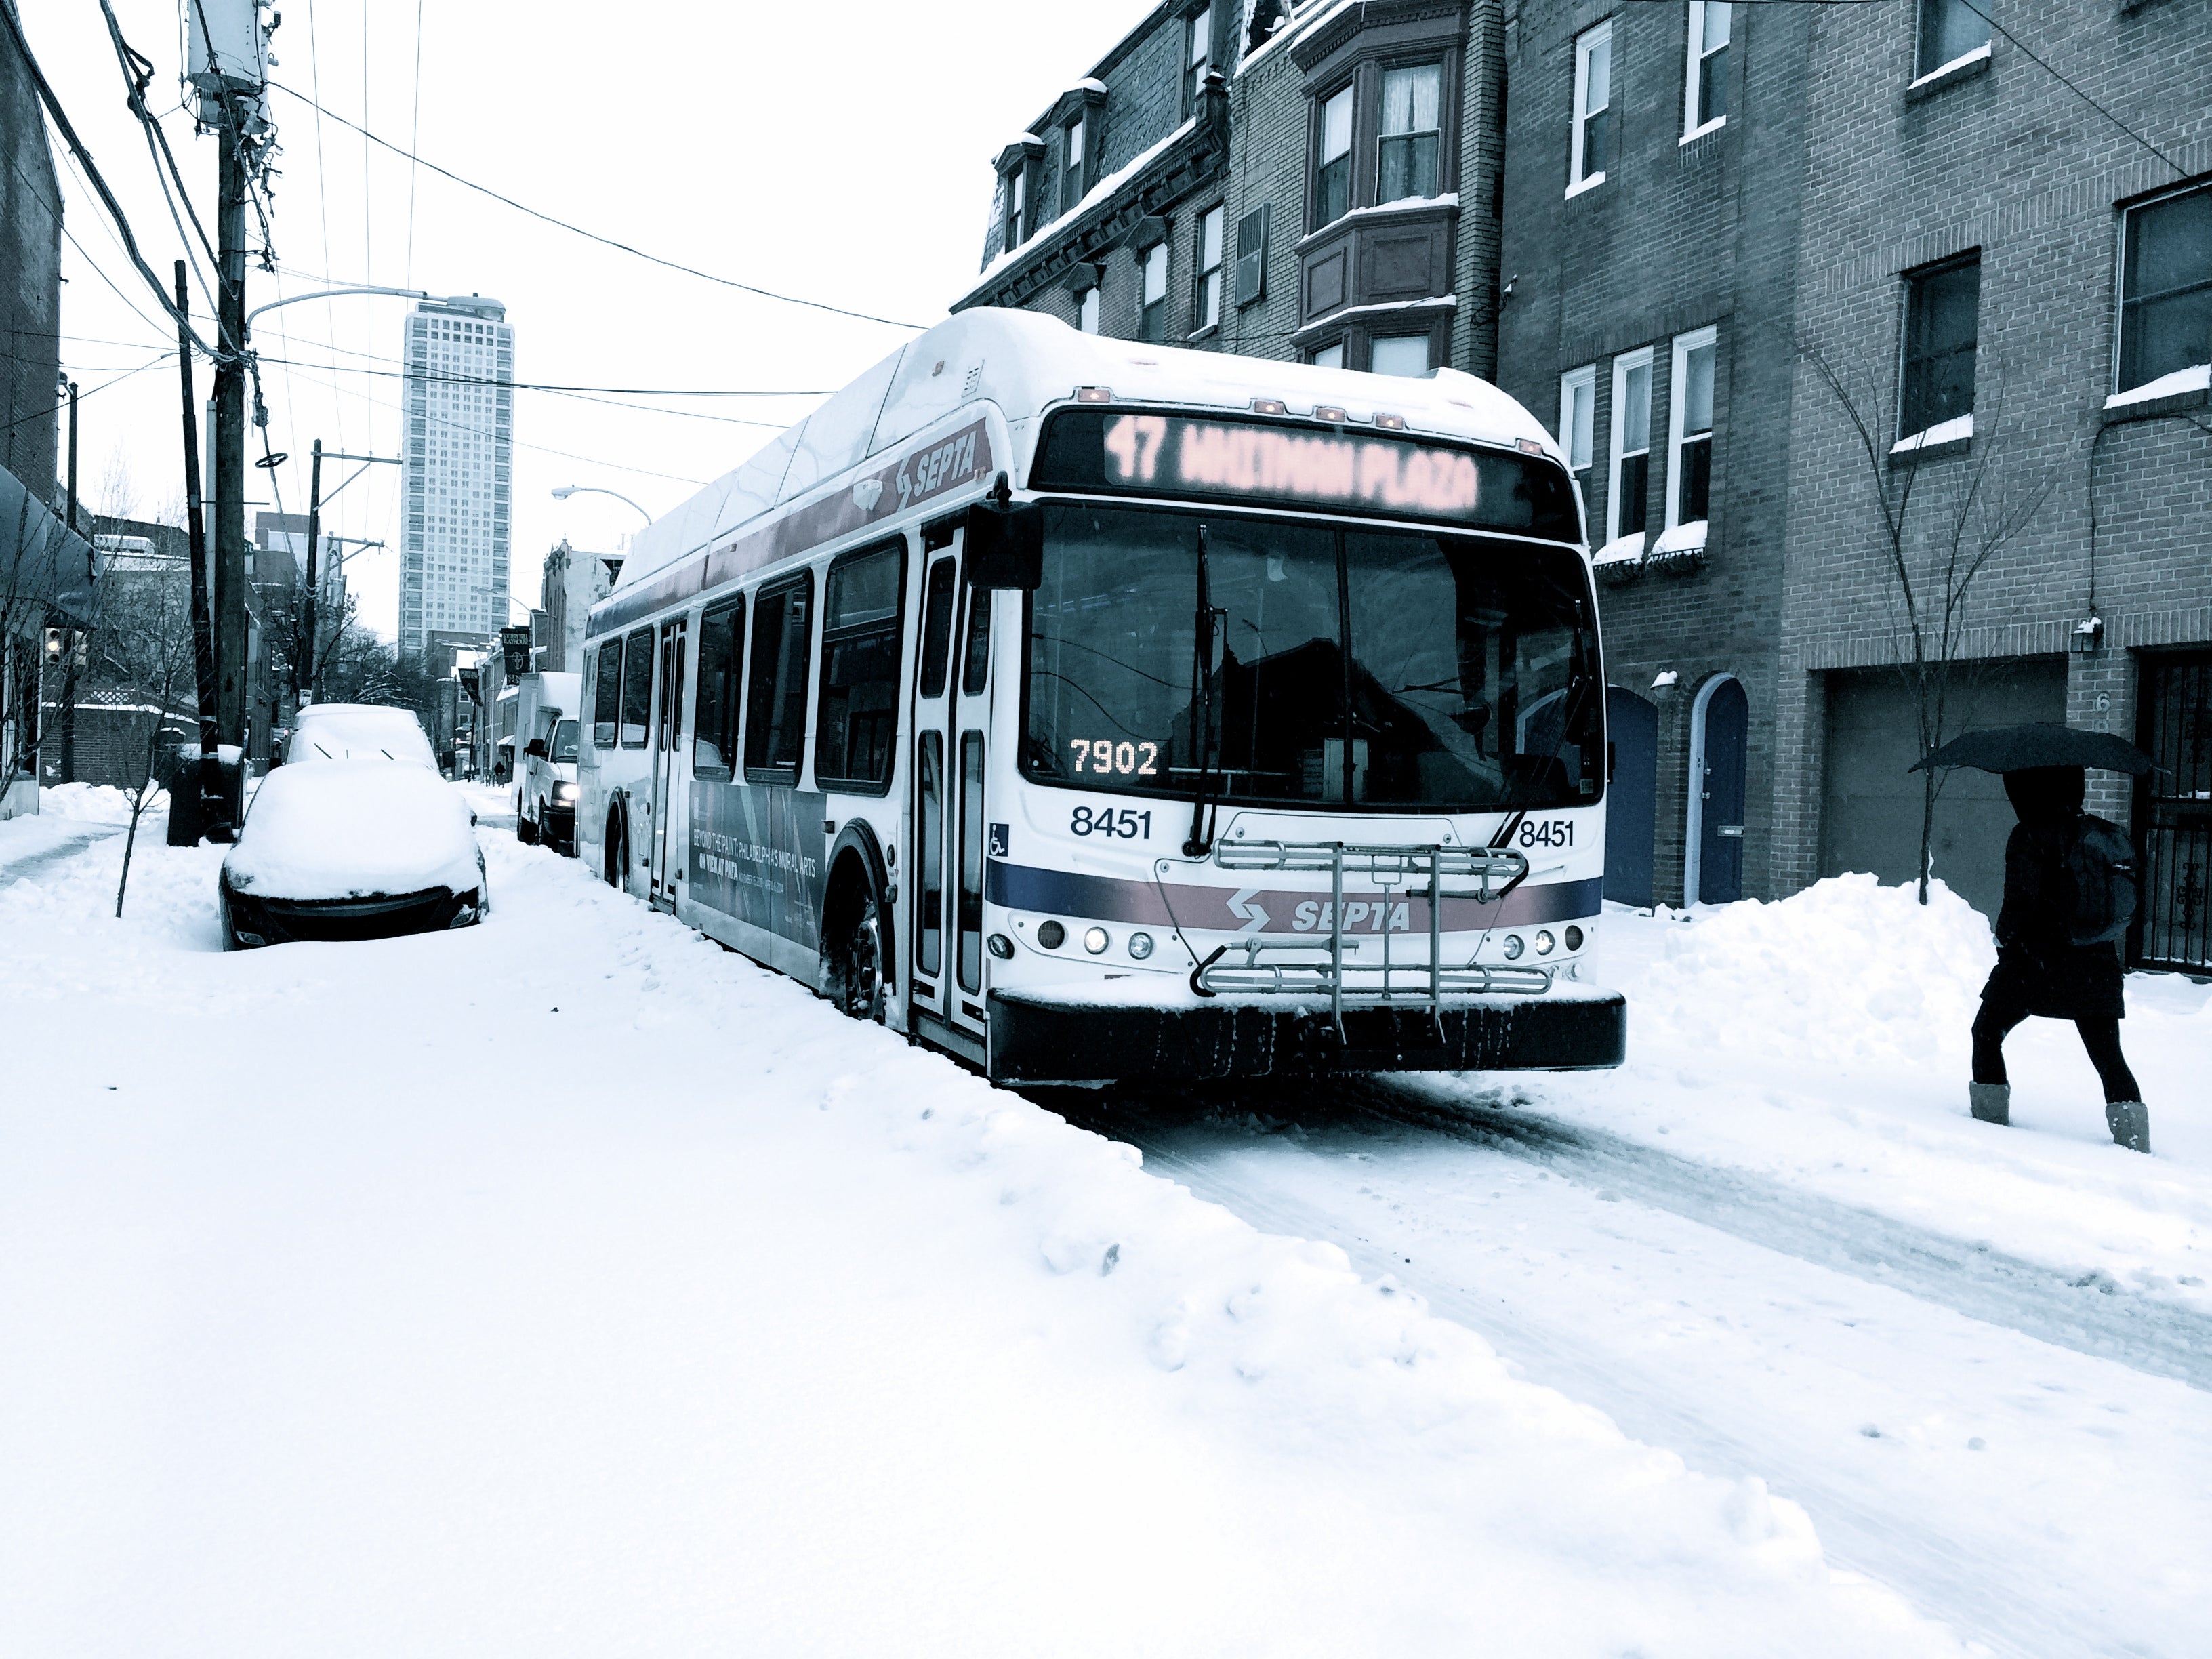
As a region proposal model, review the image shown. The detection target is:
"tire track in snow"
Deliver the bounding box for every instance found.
[1358,1079,2212,1394]
[1083,1106,2144,1659]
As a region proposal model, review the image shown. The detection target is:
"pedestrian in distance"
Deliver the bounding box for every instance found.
[1968,764,2150,1153]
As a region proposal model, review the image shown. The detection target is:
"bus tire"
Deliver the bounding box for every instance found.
[604,806,629,889]
[824,863,888,1025]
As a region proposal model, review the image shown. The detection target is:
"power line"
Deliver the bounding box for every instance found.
[1954,0,2187,178]
[267,82,932,332]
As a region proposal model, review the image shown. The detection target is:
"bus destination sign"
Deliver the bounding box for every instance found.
[1031,407,1580,540]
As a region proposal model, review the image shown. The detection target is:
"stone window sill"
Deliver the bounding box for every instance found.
[1906,43,1991,102]
[1679,117,1725,147]
[2100,369,2209,424]
[1564,171,1605,202]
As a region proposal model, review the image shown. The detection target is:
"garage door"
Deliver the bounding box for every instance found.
[1820,658,2067,916]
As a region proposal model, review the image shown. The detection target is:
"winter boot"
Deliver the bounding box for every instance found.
[1969,1082,2011,1126]
[2104,1100,2150,1154]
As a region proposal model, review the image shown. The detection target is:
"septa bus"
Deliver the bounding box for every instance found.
[577,308,1623,1084]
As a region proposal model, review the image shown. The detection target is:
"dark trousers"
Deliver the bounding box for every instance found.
[1971,1003,2141,1103]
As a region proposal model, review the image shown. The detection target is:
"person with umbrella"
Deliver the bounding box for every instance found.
[1915,724,2154,1153]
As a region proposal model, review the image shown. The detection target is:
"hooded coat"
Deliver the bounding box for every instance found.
[1978,766,2126,1021]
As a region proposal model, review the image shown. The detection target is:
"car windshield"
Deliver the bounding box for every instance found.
[550,720,579,763]
[1023,503,1601,812]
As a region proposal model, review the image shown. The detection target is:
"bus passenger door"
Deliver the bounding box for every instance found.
[907,537,960,1030]
[947,567,995,1048]
[649,615,687,910]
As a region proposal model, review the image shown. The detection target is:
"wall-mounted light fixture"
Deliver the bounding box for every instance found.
[2071,615,2104,653]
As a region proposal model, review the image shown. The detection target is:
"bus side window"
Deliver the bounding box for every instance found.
[817,541,905,792]
[918,556,958,697]
[960,587,992,697]
[745,572,813,779]
[620,629,653,747]
[592,640,621,747]
[694,598,744,777]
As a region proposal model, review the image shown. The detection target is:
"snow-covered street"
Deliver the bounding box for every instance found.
[4,796,2207,1656]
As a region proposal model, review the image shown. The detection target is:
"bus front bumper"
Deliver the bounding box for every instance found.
[986,985,1626,1084]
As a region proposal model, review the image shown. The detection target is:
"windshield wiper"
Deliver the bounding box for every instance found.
[1182,523,1225,857]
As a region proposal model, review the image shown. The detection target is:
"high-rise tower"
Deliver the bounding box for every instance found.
[401,297,513,656]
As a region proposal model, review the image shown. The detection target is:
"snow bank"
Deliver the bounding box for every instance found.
[222,761,481,899]
[0,832,1966,1658]
[40,782,145,824]
[1633,874,1994,1067]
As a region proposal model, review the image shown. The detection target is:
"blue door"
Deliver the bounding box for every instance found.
[1698,677,1748,904]
[1605,687,1658,907]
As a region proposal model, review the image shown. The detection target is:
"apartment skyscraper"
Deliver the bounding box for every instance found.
[400,296,514,655]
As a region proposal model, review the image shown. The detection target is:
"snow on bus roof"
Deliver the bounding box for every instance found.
[611,309,1563,594]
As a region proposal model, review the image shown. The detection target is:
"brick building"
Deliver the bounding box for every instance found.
[954,0,1508,384]
[1497,0,2211,970]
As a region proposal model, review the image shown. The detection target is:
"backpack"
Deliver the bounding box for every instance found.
[2059,815,2138,947]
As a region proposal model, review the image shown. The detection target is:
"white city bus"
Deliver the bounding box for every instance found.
[577,309,1623,1084]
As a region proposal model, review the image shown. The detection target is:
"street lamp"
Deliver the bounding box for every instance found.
[551,484,653,526]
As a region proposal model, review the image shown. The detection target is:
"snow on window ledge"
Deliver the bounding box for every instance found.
[1908,41,1991,92]
[2105,364,2211,411]
[1651,519,1708,556]
[1564,171,1605,201]
[1890,413,1973,455]
[1593,531,1646,566]
[1679,117,1725,147]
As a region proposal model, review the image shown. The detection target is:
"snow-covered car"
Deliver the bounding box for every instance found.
[218,759,489,947]
[281,703,438,769]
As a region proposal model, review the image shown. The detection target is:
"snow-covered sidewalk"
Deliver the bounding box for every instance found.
[0,811,1965,1658]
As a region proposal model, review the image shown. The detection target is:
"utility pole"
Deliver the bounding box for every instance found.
[212,112,248,750]
[60,377,78,784]
[173,262,221,844]
[302,438,323,701]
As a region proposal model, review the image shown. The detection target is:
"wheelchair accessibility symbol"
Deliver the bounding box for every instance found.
[988,823,1010,858]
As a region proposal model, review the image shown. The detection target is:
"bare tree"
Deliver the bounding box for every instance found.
[92,441,139,521]
[95,556,199,916]
[1800,343,2051,903]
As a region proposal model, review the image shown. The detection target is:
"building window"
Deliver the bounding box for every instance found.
[1315,85,1353,228]
[1309,342,1345,370]
[1916,0,1990,79]
[1610,348,1653,541]
[1185,4,1213,115]
[1195,205,1225,330]
[1078,285,1101,334]
[1570,22,1612,193]
[1002,167,1028,252]
[1668,328,1717,527]
[1559,365,1596,475]
[2117,182,2212,396]
[1063,115,1088,216]
[1900,253,1980,438]
[1685,3,1729,136]
[1370,334,1431,377]
[1378,64,1443,203]
[1140,240,1169,343]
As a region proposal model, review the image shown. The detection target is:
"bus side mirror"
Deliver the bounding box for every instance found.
[525,738,547,758]
[964,501,1043,590]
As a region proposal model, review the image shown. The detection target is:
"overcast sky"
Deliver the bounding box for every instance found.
[29,0,1154,639]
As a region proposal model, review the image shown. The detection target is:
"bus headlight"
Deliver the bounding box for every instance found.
[987,933,1014,960]
[1534,930,1556,956]
[1036,920,1065,950]
[1128,931,1155,960]
[1084,926,1110,955]
[1564,925,1584,952]
[1501,934,1525,960]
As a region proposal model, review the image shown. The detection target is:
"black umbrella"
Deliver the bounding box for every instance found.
[1909,722,2154,776]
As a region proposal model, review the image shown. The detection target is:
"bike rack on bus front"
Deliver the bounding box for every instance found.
[1189,840,1548,1044]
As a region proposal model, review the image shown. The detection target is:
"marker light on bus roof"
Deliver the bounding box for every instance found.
[1075,386,1113,403]
[1314,405,1349,424]
[1373,412,1408,430]
[1517,438,1546,455]
[1250,397,1287,416]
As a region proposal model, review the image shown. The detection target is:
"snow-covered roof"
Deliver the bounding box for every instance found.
[611,310,1566,596]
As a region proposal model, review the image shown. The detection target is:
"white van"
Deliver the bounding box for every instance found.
[511,672,581,853]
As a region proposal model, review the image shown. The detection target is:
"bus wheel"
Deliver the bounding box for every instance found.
[826,879,887,1024]
[604,810,628,888]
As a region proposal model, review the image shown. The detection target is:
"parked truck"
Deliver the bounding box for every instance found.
[511,672,581,854]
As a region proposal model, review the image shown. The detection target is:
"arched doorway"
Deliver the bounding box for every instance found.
[1605,687,1658,907]
[1685,675,1748,905]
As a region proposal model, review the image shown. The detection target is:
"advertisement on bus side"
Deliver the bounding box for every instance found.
[689,781,828,951]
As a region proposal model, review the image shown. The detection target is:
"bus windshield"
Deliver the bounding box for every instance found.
[1023,503,1601,813]
[551,719,579,763]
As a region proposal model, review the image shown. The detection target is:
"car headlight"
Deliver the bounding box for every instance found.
[553,781,578,802]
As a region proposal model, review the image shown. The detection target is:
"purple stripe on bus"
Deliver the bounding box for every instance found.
[985,861,1603,935]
